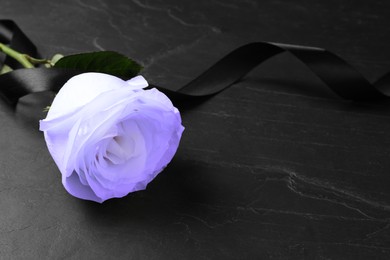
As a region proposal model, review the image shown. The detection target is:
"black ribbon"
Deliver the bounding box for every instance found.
[1,19,390,108]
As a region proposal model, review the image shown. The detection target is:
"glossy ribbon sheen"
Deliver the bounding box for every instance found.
[1,19,390,108]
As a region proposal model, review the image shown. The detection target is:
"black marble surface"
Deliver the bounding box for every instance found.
[2,0,390,259]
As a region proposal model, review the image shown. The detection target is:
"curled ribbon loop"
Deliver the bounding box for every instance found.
[0,19,389,107]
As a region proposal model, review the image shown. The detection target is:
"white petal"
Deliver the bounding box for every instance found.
[126,75,149,89]
[46,73,128,120]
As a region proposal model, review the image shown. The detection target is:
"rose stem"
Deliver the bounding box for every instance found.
[0,42,54,69]
[25,56,54,67]
[0,42,34,68]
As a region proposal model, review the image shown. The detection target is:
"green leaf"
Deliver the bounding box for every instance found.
[54,51,143,78]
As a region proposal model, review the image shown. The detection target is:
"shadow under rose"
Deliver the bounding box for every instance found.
[77,157,222,226]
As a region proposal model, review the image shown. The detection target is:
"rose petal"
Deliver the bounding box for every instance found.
[63,171,104,203]
[126,75,149,89]
[45,73,147,120]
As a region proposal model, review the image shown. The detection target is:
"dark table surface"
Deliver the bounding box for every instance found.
[2,0,390,259]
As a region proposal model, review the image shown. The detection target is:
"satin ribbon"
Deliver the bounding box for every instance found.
[1,19,389,107]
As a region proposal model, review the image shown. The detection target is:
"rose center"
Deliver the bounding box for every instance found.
[104,135,135,164]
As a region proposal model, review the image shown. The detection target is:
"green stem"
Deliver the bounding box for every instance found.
[0,42,34,68]
[25,56,54,67]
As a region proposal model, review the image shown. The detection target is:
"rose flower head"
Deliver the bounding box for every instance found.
[40,72,184,203]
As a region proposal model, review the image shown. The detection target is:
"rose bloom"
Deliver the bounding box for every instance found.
[39,72,184,203]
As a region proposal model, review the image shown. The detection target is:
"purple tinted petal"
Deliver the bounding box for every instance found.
[63,171,104,203]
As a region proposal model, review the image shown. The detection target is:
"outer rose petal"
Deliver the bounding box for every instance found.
[46,73,148,120]
[40,73,184,203]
